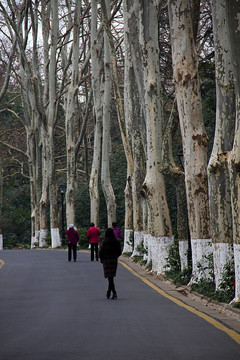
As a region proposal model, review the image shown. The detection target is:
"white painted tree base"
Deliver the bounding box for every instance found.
[231,243,240,303]
[39,229,48,247]
[51,228,61,248]
[147,235,174,275]
[179,240,188,270]
[213,242,233,289]
[132,231,144,257]
[144,233,151,266]
[0,234,3,250]
[31,230,40,248]
[143,232,148,261]
[191,238,212,282]
[123,229,133,253]
[31,236,36,248]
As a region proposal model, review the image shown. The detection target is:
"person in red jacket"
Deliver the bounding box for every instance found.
[65,224,79,262]
[87,223,101,261]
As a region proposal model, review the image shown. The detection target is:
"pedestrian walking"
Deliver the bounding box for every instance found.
[65,224,79,262]
[99,228,122,300]
[87,223,101,261]
[112,222,123,242]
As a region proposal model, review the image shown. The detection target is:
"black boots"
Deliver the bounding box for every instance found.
[111,292,117,300]
[106,291,117,299]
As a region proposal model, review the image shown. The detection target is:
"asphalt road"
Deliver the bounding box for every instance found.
[0,249,239,360]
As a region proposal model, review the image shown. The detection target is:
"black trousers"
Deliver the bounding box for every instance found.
[108,277,116,293]
[91,243,99,261]
[68,244,77,262]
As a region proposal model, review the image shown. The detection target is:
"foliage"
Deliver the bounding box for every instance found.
[165,180,178,237]
[126,230,134,252]
[136,239,148,255]
[197,252,214,280]
[2,183,31,249]
[165,247,235,304]
[123,252,132,257]
[75,183,91,229]
[165,238,181,271]
[132,240,148,267]
[191,258,235,304]
[165,239,192,286]
[146,260,152,272]
[164,239,192,286]
[110,143,127,227]
[77,227,90,249]
[213,261,235,303]
[233,302,240,309]
[191,278,216,298]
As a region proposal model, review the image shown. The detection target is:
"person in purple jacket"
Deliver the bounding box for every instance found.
[112,222,123,242]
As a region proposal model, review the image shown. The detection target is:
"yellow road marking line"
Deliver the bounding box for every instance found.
[0,259,5,269]
[119,260,240,345]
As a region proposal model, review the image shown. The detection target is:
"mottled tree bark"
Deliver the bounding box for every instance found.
[90,0,103,226]
[226,0,240,302]
[168,0,212,280]
[208,0,235,289]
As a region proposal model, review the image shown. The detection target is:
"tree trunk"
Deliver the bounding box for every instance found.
[122,0,173,271]
[39,127,49,247]
[25,122,40,248]
[226,0,240,302]
[65,2,81,228]
[101,1,116,227]
[100,0,134,180]
[90,0,104,226]
[138,0,173,274]
[168,0,212,281]
[162,102,189,271]
[208,0,235,289]
[0,158,3,250]
[46,1,61,247]
[123,0,146,254]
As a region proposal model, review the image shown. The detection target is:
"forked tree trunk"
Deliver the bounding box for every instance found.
[208,0,235,289]
[168,0,211,281]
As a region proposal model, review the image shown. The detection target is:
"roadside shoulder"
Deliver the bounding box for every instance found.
[120,254,240,334]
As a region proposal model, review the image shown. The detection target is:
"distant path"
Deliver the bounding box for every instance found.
[0,250,239,360]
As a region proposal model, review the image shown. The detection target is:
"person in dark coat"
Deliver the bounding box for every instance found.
[65,224,79,262]
[87,222,101,261]
[99,228,122,300]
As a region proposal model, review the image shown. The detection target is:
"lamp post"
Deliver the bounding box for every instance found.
[177,149,192,267]
[58,184,66,246]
